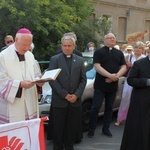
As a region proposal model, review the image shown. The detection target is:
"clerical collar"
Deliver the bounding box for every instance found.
[109,47,113,50]
[106,46,113,50]
[66,55,71,58]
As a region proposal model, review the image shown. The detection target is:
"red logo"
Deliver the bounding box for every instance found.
[0,136,24,150]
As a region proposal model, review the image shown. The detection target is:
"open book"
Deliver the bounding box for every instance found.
[32,68,62,83]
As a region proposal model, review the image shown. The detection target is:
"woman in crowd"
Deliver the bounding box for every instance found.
[85,42,95,52]
[115,41,145,126]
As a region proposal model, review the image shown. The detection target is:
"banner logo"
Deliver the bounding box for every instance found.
[0,136,24,150]
[0,126,31,150]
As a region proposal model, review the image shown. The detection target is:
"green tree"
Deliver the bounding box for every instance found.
[73,19,99,51]
[73,16,112,51]
[94,16,112,43]
[0,1,111,60]
[0,0,94,60]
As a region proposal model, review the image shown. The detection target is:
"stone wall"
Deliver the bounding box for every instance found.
[89,0,150,44]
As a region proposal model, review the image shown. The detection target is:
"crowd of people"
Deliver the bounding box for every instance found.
[0,28,150,150]
[115,41,146,126]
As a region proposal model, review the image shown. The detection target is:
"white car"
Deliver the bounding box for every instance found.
[38,52,126,131]
[38,82,51,119]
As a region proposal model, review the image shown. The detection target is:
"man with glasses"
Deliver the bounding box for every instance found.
[88,33,127,138]
[1,35,14,51]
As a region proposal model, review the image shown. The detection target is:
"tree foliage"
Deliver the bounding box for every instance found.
[94,17,111,43]
[73,19,99,51]
[0,0,110,60]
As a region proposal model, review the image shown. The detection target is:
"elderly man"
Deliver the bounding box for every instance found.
[0,28,43,124]
[48,35,86,150]
[88,33,127,138]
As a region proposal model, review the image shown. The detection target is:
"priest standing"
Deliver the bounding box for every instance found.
[0,28,44,124]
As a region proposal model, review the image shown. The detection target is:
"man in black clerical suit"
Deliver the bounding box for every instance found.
[120,45,150,150]
[48,35,86,150]
[88,33,126,138]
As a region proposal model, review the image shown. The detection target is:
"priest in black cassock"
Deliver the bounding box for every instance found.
[120,46,150,150]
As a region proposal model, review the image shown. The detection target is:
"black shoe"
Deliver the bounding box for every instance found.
[102,128,112,138]
[88,130,94,138]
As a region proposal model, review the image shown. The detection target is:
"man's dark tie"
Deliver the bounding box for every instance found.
[16,51,25,61]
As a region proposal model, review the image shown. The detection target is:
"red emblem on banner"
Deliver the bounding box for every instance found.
[0,136,24,149]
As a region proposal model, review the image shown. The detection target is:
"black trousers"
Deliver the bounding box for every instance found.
[52,104,81,150]
[89,89,116,132]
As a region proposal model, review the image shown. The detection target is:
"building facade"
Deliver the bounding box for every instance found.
[90,0,150,44]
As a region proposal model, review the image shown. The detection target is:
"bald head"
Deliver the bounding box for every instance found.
[104,33,116,48]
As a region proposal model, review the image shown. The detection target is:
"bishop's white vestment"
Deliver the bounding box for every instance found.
[0,44,41,124]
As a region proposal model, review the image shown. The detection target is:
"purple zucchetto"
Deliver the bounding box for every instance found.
[17,28,32,34]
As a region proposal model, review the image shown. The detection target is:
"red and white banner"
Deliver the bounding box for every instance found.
[0,117,48,150]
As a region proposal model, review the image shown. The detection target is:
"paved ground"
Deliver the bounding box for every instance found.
[45,113,125,150]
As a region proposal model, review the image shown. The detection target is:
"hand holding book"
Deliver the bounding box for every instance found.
[32,68,61,83]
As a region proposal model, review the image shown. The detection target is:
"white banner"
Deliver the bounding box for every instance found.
[0,118,44,150]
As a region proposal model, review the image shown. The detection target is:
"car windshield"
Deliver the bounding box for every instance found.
[83,56,96,79]
[83,56,93,72]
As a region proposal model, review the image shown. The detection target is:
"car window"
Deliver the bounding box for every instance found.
[83,56,93,72]
[83,56,96,79]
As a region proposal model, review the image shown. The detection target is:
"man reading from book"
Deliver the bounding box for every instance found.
[0,28,44,124]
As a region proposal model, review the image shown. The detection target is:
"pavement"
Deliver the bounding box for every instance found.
[45,113,125,150]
